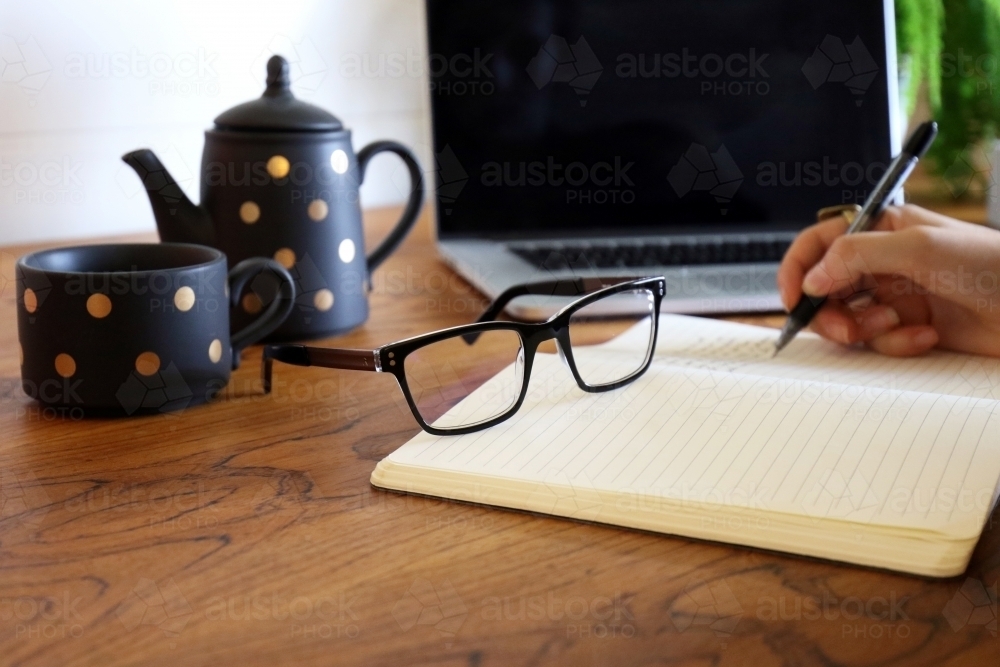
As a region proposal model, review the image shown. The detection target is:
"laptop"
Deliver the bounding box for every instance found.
[424,0,901,316]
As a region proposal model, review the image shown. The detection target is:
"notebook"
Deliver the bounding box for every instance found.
[371,315,1000,577]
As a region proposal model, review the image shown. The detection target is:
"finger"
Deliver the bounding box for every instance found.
[800,229,912,297]
[777,216,852,309]
[780,204,991,311]
[854,304,901,339]
[875,204,967,232]
[799,225,999,311]
[804,222,1000,311]
[809,301,900,345]
[777,206,929,309]
[866,325,939,357]
[808,302,855,344]
[871,289,932,327]
[873,204,979,231]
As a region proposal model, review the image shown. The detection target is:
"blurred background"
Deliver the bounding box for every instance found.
[2,0,1000,245]
[897,0,1000,217]
[0,0,431,244]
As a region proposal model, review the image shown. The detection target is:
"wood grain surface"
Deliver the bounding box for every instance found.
[0,206,997,667]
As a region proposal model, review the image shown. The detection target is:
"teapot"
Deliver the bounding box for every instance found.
[122,55,424,341]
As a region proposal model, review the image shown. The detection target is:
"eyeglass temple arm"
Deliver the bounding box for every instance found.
[463,277,639,345]
[474,277,616,324]
[262,345,379,393]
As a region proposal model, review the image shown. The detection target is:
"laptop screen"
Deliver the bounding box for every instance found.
[427,0,897,239]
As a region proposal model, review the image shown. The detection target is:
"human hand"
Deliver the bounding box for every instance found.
[776,204,1000,357]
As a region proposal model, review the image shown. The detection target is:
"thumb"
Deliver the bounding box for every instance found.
[801,227,938,298]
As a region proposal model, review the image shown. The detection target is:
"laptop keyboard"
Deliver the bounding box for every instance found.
[510,239,792,271]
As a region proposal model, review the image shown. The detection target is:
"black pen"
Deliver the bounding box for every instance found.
[773,121,939,355]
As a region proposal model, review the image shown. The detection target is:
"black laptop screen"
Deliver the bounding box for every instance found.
[427,0,896,238]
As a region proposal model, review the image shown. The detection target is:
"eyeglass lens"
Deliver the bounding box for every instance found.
[568,288,656,387]
[401,286,656,431]
[403,329,525,430]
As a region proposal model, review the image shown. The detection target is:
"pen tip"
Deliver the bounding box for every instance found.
[772,330,792,357]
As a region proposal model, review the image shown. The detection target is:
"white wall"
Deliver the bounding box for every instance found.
[0,0,433,245]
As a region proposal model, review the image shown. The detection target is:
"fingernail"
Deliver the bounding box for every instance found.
[831,320,850,343]
[802,268,825,295]
[915,329,938,349]
[862,307,900,334]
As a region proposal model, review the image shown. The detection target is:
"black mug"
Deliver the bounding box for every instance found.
[16,243,295,416]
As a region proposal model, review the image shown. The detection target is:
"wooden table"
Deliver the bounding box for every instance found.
[1,206,997,667]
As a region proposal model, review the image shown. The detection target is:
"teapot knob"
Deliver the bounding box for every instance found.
[264,55,291,97]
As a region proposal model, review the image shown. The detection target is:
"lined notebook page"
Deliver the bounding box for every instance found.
[384,316,1000,537]
[649,315,1000,400]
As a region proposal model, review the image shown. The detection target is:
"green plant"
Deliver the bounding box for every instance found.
[896,0,1000,188]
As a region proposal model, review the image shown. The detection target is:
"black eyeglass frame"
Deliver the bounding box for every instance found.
[262,276,665,436]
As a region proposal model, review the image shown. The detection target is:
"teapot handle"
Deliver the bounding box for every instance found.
[357,141,424,272]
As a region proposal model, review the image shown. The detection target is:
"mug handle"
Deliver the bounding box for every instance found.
[228,258,296,369]
[357,140,425,272]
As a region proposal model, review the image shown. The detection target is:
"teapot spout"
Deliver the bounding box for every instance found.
[122,149,215,246]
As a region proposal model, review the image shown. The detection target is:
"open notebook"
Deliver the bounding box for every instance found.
[372,315,1000,577]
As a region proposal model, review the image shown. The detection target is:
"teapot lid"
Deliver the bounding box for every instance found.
[213,55,342,132]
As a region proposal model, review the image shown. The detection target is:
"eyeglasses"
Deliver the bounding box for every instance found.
[262,276,665,435]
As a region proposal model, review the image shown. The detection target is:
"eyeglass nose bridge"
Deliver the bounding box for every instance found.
[549,326,573,371]
[524,325,579,380]
[555,338,571,370]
